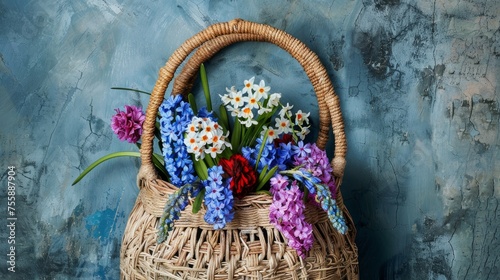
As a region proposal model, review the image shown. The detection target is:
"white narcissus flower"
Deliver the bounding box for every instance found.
[253,79,270,99]
[184,116,230,159]
[184,132,198,153]
[240,118,258,127]
[242,77,255,94]
[208,143,223,158]
[267,127,278,141]
[243,92,260,109]
[258,106,272,115]
[186,122,198,134]
[195,146,205,160]
[198,130,211,145]
[220,94,232,105]
[268,93,281,108]
[239,106,254,119]
[220,86,236,105]
[226,105,240,117]
[279,102,293,118]
[275,116,292,134]
[238,106,258,127]
[226,86,237,95]
[220,135,232,149]
[258,92,280,115]
[294,110,310,126]
[297,126,310,140]
[230,90,245,108]
[261,126,278,142]
[218,78,313,143]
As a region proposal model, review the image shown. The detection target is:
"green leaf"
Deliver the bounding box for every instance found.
[188,93,198,113]
[220,147,233,160]
[152,153,169,179]
[111,87,151,95]
[192,188,206,214]
[154,121,162,141]
[154,122,164,153]
[256,165,279,191]
[239,124,248,148]
[231,118,242,151]
[258,165,269,181]
[200,64,212,112]
[218,104,230,132]
[72,151,141,185]
[152,153,164,165]
[245,123,264,147]
[203,154,216,168]
[192,156,208,180]
[303,187,309,204]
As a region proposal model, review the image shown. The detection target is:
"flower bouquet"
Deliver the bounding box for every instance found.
[75,19,358,279]
[155,73,348,256]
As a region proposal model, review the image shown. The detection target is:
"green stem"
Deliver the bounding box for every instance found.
[72,152,141,185]
[200,64,212,112]
[254,129,269,170]
[111,87,151,95]
[188,93,198,113]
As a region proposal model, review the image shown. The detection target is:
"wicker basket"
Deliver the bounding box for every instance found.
[120,19,358,279]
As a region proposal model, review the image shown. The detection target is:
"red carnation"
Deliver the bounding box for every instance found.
[219,154,257,199]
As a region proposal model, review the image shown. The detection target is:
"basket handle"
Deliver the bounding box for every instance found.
[171,33,333,143]
[138,19,347,187]
[170,33,337,173]
[171,34,333,149]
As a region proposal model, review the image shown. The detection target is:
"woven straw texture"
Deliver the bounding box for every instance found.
[120,19,359,279]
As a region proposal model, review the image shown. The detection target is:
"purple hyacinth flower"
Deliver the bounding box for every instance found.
[111,105,145,143]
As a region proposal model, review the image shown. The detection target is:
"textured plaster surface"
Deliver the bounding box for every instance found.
[0,0,498,279]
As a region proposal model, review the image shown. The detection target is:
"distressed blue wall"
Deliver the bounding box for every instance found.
[1,0,499,279]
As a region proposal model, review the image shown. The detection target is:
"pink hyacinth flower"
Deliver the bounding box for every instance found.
[111,105,145,143]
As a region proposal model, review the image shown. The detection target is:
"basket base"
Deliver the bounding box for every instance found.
[120,181,358,280]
